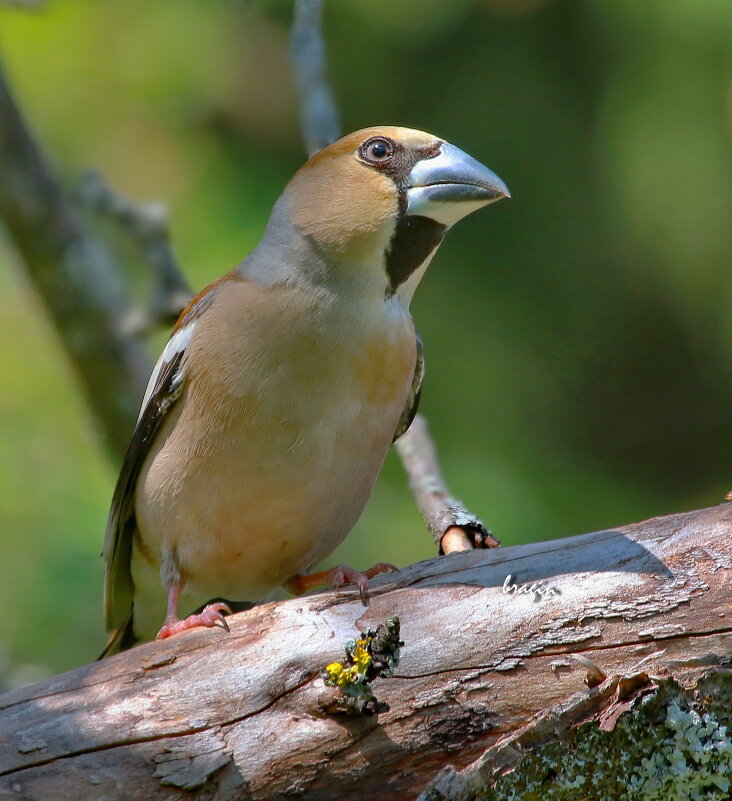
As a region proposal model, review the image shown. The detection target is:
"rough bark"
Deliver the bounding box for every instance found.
[1,503,731,800]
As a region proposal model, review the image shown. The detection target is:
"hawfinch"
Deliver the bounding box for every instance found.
[102,126,509,654]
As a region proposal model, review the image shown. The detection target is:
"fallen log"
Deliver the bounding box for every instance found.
[1,503,731,800]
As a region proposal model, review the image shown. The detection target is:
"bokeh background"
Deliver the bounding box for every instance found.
[1,0,731,686]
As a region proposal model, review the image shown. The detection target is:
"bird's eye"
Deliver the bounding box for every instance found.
[361,138,394,164]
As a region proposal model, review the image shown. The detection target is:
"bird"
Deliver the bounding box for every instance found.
[101,126,509,655]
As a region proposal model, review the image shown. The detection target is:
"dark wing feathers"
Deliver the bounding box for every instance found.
[102,348,185,632]
[393,330,424,442]
[102,279,228,642]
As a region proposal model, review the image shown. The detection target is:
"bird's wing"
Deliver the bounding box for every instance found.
[393,330,424,443]
[102,283,219,634]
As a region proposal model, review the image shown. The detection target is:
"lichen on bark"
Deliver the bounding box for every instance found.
[429,671,732,801]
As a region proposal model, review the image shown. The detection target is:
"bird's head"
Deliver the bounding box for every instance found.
[256,126,509,302]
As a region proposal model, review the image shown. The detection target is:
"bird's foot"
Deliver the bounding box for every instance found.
[287,563,398,606]
[155,601,233,641]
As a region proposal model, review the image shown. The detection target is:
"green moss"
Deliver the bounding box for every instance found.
[473,673,732,801]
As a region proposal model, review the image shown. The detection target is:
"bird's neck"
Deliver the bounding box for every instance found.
[238,193,405,308]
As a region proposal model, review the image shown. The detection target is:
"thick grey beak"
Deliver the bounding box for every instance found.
[405,142,510,227]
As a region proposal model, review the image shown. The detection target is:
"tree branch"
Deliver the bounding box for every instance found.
[289,0,341,155]
[1,504,730,798]
[0,0,45,9]
[0,61,150,459]
[395,415,500,554]
[75,170,193,335]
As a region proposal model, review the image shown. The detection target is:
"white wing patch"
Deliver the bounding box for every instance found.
[138,322,196,422]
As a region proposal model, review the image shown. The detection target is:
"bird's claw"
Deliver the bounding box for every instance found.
[155,601,233,640]
[288,562,398,606]
[328,562,399,606]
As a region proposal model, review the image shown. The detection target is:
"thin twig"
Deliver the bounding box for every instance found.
[0,61,150,460]
[289,0,341,156]
[75,170,193,335]
[394,415,500,554]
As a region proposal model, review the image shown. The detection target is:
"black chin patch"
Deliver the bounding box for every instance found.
[385,214,446,296]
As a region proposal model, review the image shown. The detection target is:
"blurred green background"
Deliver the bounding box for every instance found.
[0,0,731,687]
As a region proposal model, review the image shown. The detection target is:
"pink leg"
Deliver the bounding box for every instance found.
[287,562,398,606]
[155,583,232,641]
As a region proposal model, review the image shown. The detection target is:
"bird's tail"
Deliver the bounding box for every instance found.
[98,615,139,659]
